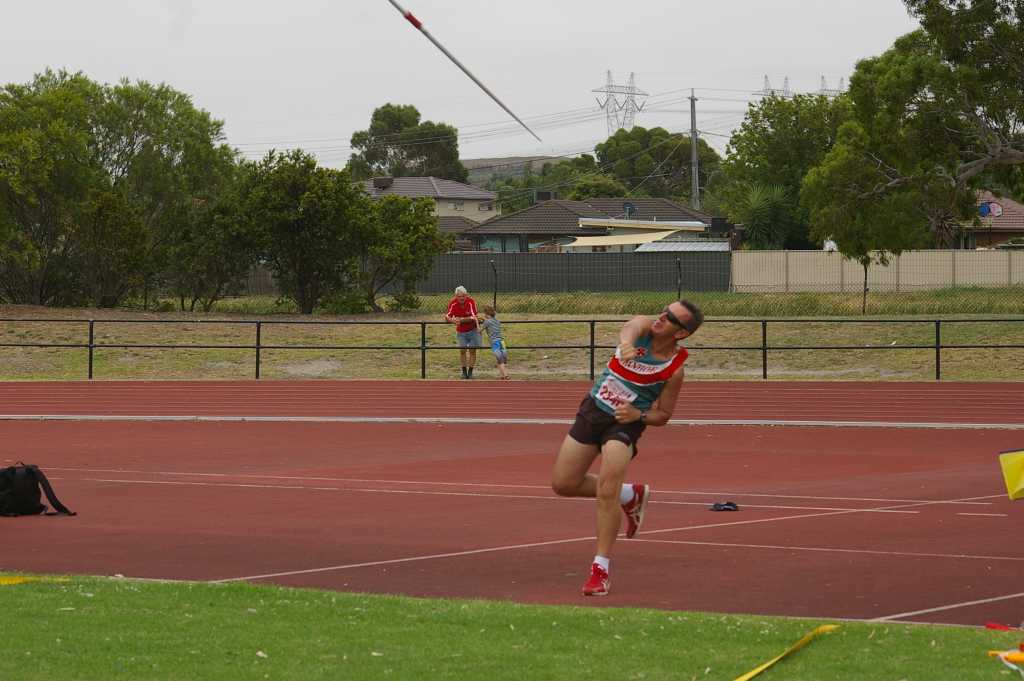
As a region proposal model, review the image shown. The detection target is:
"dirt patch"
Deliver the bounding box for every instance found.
[280,359,345,377]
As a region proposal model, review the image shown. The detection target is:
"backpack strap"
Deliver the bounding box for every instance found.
[27,465,76,516]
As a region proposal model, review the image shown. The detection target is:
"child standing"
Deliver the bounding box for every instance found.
[479,305,510,380]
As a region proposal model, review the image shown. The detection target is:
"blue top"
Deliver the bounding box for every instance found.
[589,334,688,415]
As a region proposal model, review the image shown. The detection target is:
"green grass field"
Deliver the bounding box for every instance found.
[2,575,1018,681]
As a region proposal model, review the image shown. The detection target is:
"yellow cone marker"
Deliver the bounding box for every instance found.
[732,624,839,681]
[999,449,1024,500]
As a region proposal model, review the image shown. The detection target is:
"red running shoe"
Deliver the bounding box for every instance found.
[622,483,650,539]
[582,563,610,596]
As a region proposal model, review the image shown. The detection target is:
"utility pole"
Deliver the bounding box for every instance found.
[689,88,700,210]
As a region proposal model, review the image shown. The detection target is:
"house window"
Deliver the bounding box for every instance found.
[591,246,609,253]
[478,202,493,212]
[480,237,502,252]
[449,201,465,211]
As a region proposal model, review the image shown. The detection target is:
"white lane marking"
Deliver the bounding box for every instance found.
[955,512,1008,517]
[84,478,569,503]
[81,477,921,509]
[2,414,1024,429]
[633,538,1024,562]
[74,475,921,512]
[47,467,996,507]
[212,494,995,582]
[872,591,1024,622]
[209,535,599,584]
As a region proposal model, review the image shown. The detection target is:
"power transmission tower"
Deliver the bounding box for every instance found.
[592,71,648,136]
[818,76,846,98]
[756,75,792,98]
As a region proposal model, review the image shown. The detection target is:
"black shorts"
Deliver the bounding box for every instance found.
[568,395,646,458]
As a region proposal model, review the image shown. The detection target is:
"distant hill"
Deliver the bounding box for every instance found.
[462,155,567,187]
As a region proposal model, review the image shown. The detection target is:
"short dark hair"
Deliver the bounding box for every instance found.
[678,299,704,334]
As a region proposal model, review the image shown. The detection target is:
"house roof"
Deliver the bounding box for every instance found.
[362,176,496,201]
[437,216,481,234]
[465,197,710,236]
[467,200,611,235]
[583,197,712,223]
[972,191,1024,231]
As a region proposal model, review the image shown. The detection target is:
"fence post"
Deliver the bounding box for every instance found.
[934,320,941,381]
[87,320,95,380]
[255,321,262,379]
[785,251,790,293]
[490,259,497,310]
[676,258,682,299]
[421,322,428,379]
[761,320,768,380]
[589,320,596,380]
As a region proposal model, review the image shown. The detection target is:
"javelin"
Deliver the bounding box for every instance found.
[385,0,542,143]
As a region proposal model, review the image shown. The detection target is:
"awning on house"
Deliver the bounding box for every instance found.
[569,230,682,247]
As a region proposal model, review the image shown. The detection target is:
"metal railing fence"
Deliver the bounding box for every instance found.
[1,317,1021,381]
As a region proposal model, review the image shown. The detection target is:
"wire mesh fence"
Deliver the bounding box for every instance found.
[242,250,1024,316]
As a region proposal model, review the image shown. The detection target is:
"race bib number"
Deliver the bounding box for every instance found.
[595,375,638,410]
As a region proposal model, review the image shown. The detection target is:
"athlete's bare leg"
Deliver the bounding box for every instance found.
[551,435,599,498]
[593,440,631,557]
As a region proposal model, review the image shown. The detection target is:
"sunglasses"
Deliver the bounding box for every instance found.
[661,307,691,331]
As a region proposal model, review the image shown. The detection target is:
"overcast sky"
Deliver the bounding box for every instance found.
[8,1,920,168]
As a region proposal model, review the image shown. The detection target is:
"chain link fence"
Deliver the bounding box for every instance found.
[243,250,1024,316]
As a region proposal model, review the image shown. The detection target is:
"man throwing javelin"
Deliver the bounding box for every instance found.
[550,299,704,596]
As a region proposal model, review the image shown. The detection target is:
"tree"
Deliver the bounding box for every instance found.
[805,2,1024,250]
[595,126,721,203]
[348,195,453,312]
[165,161,258,312]
[0,70,236,307]
[568,174,628,201]
[69,190,149,307]
[728,184,793,250]
[487,155,600,212]
[348,104,468,182]
[247,150,369,314]
[903,0,1024,184]
[801,123,928,312]
[94,78,236,304]
[0,70,100,304]
[719,94,851,248]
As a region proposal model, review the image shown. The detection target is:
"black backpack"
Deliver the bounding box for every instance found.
[0,463,76,517]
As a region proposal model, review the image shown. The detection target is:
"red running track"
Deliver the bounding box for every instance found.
[0,380,1022,425]
[1,380,1022,626]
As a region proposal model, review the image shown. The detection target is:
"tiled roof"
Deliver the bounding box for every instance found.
[583,197,712,222]
[437,216,480,234]
[971,191,1024,231]
[464,198,709,236]
[362,176,496,201]
[466,200,610,235]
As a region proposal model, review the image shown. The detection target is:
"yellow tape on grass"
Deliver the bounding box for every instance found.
[0,575,69,586]
[732,624,839,681]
